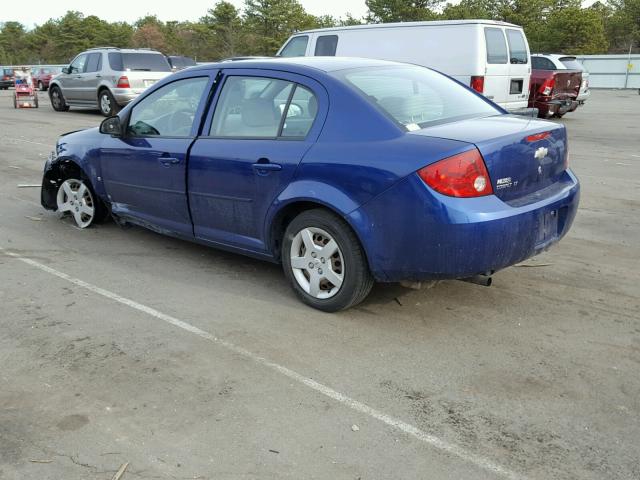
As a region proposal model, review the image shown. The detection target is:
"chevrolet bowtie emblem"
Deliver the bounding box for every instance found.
[535,146,548,160]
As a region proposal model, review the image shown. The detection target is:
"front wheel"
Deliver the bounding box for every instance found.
[56,178,107,228]
[50,86,69,112]
[282,209,374,312]
[99,90,118,117]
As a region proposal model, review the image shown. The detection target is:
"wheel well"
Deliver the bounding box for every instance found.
[41,159,85,210]
[269,201,369,266]
[97,86,110,97]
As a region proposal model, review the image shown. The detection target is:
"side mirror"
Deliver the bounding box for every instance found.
[100,116,123,137]
[61,67,70,74]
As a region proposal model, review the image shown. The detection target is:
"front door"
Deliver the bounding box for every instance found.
[79,52,103,103]
[188,71,325,252]
[101,75,213,236]
[61,54,88,103]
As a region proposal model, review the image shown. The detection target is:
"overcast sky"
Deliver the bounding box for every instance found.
[1,0,370,27]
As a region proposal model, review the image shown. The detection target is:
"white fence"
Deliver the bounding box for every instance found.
[576,54,640,89]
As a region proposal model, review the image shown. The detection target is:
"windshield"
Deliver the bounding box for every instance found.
[334,66,500,130]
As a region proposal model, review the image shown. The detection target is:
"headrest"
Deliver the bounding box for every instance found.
[242,98,277,128]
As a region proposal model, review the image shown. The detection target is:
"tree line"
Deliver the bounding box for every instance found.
[0,0,638,65]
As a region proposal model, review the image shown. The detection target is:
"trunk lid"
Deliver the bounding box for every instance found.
[125,71,171,90]
[410,115,567,203]
[550,70,582,99]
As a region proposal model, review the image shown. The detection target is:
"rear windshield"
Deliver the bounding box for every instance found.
[334,66,500,130]
[108,52,171,72]
[3,69,13,75]
[559,57,584,70]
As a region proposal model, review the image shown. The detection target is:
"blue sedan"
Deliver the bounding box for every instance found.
[41,57,580,311]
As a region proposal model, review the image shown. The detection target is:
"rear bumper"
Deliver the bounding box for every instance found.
[577,89,590,103]
[535,99,579,117]
[349,170,580,282]
[111,88,145,106]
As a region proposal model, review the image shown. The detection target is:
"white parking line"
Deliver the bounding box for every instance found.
[1,247,524,480]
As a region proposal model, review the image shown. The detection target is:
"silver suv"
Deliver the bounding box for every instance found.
[49,47,172,116]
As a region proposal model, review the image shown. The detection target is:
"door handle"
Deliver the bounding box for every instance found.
[75,75,82,79]
[159,156,180,167]
[252,158,282,173]
[95,74,101,78]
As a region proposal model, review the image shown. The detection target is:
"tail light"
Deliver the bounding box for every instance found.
[525,132,551,142]
[470,76,484,93]
[417,149,493,198]
[539,77,555,96]
[116,76,130,88]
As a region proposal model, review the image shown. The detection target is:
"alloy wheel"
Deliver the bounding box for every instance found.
[289,227,344,299]
[56,179,95,228]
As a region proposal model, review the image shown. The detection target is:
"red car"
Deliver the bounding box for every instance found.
[1,68,14,90]
[32,66,63,91]
[529,54,582,118]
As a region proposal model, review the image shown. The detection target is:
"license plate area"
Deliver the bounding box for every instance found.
[143,80,156,88]
[535,209,559,246]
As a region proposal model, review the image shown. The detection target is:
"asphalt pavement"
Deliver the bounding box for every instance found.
[0,89,638,480]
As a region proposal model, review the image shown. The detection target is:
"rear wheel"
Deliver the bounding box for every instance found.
[99,90,118,117]
[282,209,374,312]
[50,86,69,112]
[56,178,107,228]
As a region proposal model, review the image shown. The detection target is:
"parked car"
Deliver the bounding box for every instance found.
[167,55,197,71]
[530,54,582,118]
[32,66,63,91]
[40,58,579,311]
[552,55,590,105]
[278,20,533,114]
[1,68,15,89]
[49,47,172,116]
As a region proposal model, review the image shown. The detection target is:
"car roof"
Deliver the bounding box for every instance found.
[190,56,410,74]
[532,53,576,59]
[294,19,521,35]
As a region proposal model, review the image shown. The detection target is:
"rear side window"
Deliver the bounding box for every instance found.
[281,85,318,138]
[211,76,293,138]
[337,66,499,129]
[506,29,528,64]
[279,36,308,57]
[85,53,102,73]
[315,35,338,56]
[559,57,584,70]
[108,52,171,72]
[485,28,508,64]
[532,57,556,70]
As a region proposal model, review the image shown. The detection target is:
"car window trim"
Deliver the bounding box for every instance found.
[277,84,297,137]
[124,75,214,139]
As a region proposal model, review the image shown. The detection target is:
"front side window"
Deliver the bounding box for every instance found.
[127,77,209,137]
[485,28,508,64]
[506,29,528,64]
[279,36,309,57]
[336,66,499,130]
[315,35,338,56]
[69,54,87,73]
[210,76,294,138]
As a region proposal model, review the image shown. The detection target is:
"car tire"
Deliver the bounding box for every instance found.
[282,209,374,312]
[99,90,118,117]
[56,177,108,228]
[50,86,69,112]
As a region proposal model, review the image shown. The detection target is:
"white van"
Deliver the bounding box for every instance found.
[277,20,532,113]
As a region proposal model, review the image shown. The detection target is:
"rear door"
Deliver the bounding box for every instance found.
[101,74,214,236]
[505,28,530,106]
[188,69,326,252]
[483,27,509,106]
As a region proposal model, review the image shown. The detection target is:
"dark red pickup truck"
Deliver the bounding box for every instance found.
[529,55,582,118]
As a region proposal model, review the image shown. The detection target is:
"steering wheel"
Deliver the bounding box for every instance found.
[168,109,195,136]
